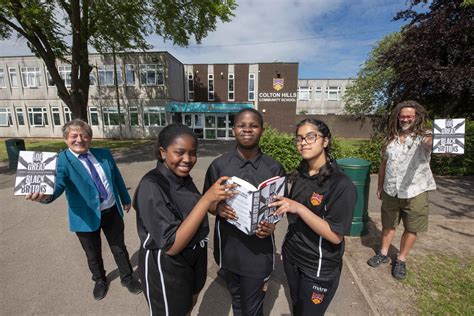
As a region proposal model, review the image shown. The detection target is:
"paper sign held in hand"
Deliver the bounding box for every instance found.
[14,151,57,195]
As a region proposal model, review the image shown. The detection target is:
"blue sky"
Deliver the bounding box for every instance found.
[0,0,409,79]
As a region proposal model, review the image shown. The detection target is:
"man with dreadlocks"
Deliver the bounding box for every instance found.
[367,100,436,280]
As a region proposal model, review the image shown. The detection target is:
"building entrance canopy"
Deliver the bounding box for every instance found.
[166,102,253,113]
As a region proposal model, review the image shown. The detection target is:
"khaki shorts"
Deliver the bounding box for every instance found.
[381,191,429,232]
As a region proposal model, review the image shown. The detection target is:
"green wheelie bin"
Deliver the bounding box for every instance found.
[337,157,371,236]
[5,138,26,170]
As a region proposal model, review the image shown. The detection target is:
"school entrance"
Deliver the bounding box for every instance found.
[166,102,253,140]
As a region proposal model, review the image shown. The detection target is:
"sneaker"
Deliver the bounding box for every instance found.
[392,260,407,280]
[367,252,390,267]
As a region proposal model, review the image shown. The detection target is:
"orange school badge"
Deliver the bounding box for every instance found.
[311,292,325,304]
[310,192,323,206]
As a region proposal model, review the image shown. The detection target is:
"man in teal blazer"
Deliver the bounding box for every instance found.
[27,119,141,300]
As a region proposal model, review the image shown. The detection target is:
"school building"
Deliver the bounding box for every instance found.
[0,52,355,139]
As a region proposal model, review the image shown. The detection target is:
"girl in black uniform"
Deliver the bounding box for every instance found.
[203,108,285,316]
[270,119,356,315]
[133,124,235,316]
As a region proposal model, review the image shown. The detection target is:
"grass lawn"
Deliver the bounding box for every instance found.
[0,138,153,162]
[406,254,474,315]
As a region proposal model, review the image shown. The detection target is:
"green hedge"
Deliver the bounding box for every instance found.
[259,120,473,176]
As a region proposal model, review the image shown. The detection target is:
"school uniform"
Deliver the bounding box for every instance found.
[282,161,356,316]
[133,161,208,316]
[203,148,285,316]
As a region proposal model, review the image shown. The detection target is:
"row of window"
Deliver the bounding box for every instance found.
[0,106,166,128]
[187,72,255,102]
[0,64,164,89]
[297,86,342,101]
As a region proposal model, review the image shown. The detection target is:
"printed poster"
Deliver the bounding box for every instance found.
[432,118,465,154]
[14,151,57,195]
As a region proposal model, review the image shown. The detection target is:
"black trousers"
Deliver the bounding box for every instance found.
[219,268,267,316]
[76,205,133,282]
[283,254,341,316]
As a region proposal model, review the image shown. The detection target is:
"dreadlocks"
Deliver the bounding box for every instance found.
[382,100,430,152]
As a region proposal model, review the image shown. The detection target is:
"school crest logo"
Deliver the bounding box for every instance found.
[311,292,325,304]
[310,192,323,206]
[273,78,284,91]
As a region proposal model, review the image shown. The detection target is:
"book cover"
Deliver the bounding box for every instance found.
[224,176,286,235]
[432,118,465,154]
[14,151,57,195]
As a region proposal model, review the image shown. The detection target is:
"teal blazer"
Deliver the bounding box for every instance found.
[49,148,131,232]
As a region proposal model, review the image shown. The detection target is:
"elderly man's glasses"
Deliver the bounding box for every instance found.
[294,133,322,145]
[398,115,416,120]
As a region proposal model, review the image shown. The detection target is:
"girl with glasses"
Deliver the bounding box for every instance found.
[270,118,356,315]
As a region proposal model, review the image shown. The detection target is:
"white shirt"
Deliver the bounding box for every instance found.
[383,135,436,199]
[69,149,115,210]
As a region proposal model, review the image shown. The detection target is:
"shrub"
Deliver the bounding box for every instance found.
[260,126,300,172]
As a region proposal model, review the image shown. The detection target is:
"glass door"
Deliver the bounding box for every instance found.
[205,114,216,139]
[216,114,227,139]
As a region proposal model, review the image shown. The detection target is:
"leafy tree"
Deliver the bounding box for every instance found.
[345,0,473,119]
[343,32,401,116]
[383,0,473,118]
[0,0,236,120]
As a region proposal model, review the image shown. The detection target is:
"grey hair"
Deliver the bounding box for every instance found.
[62,119,93,139]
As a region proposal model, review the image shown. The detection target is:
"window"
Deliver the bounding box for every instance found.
[98,65,115,86]
[102,107,125,125]
[298,86,311,101]
[129,106,139,126]
[139,64,164,86]
[125,64,135,86]
[0,69,5,88]
[248,73,255,101]
[0,107,12,126]
[9,68,18,88]
[187,73,194,101]
[51,107,61,126]
[15,108,25,126]
[208,74,214,101]
[88,107,99,126]
[27,107,48,126]
[21,67,42,88]
[58,65,72,87]
[314,87,322,100]
[143,106,166,126]
[228,73,235,101]
[326,86,341,101]
[46,70,55,87]
[64,107,72,123]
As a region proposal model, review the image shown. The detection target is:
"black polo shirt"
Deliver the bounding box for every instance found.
[203,148,285,278]
[283,161,356,278]
[134,161,208,251]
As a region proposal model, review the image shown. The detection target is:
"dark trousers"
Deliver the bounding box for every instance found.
[283,255,341,316]
[219,268,267,316]
[76,205,133,282]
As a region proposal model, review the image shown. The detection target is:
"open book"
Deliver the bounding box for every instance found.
[14,151,57,195]
[224,176,286,235]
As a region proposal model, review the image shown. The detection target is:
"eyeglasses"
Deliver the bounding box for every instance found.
[398,115,416,120]
[294,133,323,145]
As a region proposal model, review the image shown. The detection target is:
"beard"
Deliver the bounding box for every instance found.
[400,122,413,131]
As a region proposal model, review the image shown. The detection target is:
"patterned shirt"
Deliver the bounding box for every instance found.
[383,134,436,199]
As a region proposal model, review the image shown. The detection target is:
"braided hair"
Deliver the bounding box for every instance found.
[155,124,198,162]
[289,118,334,186]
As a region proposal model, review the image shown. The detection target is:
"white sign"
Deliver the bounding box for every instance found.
[432,118,465,154]
[14,151,57,195]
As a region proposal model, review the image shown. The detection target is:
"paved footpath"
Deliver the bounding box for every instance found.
[1,141,472,315]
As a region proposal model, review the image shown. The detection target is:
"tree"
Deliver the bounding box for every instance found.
[0,0,236,121]
[345,0,473,119]
[383,0,473,118]
[343,32,401,116]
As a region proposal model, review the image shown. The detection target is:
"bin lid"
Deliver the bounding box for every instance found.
[337,157,372,167]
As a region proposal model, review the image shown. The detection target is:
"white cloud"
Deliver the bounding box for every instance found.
[0,0,405,77]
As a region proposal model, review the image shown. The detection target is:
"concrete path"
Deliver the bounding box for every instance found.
[1,141,472,315]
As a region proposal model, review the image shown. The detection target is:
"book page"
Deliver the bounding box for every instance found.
[14,151,57,195]
[224,185,254,234]
[256,176,286,224]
